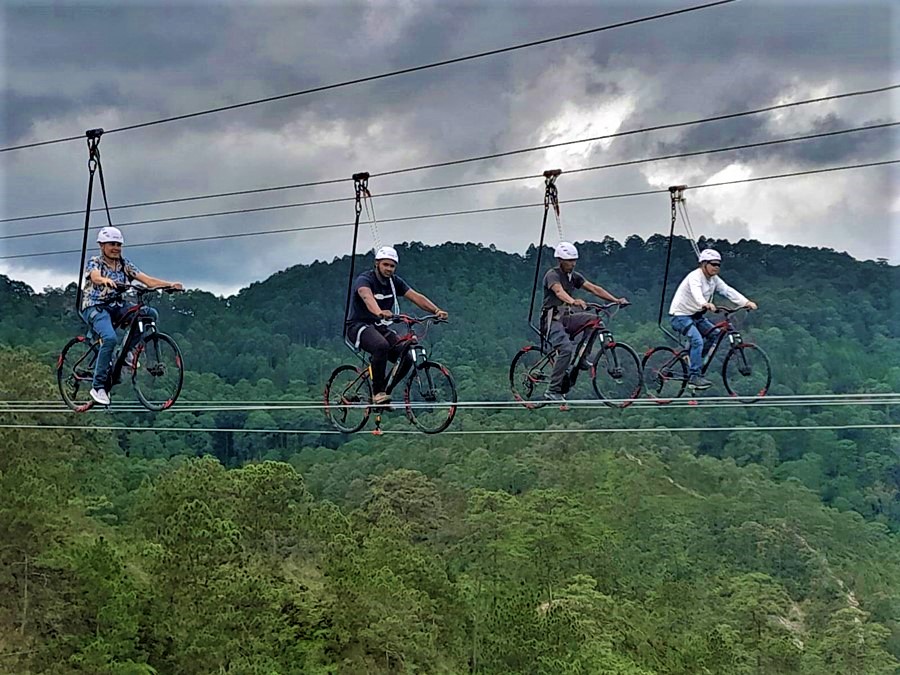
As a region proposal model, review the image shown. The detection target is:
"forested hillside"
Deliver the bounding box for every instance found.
[1,236,898,673]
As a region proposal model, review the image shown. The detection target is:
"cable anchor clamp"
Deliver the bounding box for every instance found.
[669,184,687,203]
[352,171,370,216]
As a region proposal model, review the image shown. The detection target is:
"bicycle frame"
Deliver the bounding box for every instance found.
[666,310,747,378]
[542,304,621,379]
[343,317,434,392]
[76,288,163,390]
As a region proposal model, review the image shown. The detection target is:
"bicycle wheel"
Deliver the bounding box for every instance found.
[324,364,372,433]
[132,333,184,411]
[405,361,457,434]
[591,343,643,408]
[723,343,771,402]
[641,347,688,403]
[509,346,553,409]
[57,337,98,412]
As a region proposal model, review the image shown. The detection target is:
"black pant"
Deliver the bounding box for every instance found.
[349,324,411,394]
[541,309,599,393]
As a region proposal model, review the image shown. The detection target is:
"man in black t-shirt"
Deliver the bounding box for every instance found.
[346,245,448,405]
[541,242,627,403]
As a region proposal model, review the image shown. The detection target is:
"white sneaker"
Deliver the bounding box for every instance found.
[90,388,110,405]
[124,350,136,371]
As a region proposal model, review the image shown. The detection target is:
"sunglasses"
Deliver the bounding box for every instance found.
[706,262,721,268]
[104,242,123,247]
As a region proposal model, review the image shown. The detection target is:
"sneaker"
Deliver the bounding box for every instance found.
[544,391,567,402]
[372,392,392,405]
[90,388,110,405]
[688,375,713,390]
[124,350,137,371]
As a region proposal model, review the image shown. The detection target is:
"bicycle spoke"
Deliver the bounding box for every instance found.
[133,333,184,411]
[723,344,772,402]
[405,362,457,433]
[510,346,553,408]
[58,337,98,411]
[592,343,643,408]
[641,347,687,403]
[325,365,372,433]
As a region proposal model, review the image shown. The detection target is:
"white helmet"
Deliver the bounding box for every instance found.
[698,248,722,263]
[554,241,579,260]
[97,226,124,244]
[375,245,399,263]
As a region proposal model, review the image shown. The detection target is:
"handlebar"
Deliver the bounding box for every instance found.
[114,283,184,295]
[584,300,630,312]
[713,305,752,316]
[387,313,448,325]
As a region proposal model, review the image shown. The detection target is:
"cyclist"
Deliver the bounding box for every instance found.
[346,245,448,406]
[669,248,758,390]
[81,226,183,405]
[541,241,627,403]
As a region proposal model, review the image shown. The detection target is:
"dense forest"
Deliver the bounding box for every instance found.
[1,236,898,673]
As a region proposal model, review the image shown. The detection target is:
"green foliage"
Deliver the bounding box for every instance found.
[1,239,898,672]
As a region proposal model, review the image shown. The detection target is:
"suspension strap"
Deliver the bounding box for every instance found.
[360,178,381,251]
[527,169,562,338]
[656,185,686,343]
[548,173,563,242]
[677,196,702,259]
[75,128,115,314]
[344,172,370,332]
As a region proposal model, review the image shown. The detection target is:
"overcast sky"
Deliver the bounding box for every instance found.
[1,0,897,296]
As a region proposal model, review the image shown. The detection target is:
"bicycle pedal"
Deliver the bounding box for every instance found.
[372,428,384,436]
[559,403,570,412]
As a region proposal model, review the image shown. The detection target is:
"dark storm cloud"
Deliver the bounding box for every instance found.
[1,0,896,294]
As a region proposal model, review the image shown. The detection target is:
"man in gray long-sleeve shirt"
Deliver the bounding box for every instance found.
[669,248,758,390]
[541,242,627,403]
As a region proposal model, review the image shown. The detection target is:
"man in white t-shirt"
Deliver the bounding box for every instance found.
[669,248,758,390]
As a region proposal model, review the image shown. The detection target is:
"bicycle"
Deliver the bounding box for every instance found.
[57,284,185,412]
[642,306,771,403]
[324,314,457,434]
[509,302,643,409]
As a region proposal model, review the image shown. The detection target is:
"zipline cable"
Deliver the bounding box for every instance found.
[1,422,896,436]
[3,111,896,230]
[3,158,897,261]
[2,392,898,413]
[0,0,739,153]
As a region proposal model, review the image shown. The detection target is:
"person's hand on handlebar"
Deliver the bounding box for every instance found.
[435,309,448,321]
[571,298,588,310]
[378,309,393,320]
[744,300,758,311]
[703,302,717,312]
[615,297,629,305]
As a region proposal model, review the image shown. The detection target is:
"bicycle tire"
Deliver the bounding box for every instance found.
[591,342,643,408]
[132,333,184,411]
[722,343,771,402]
[509,345,553,409]
[641,346,688,403]
[404,361,457,434]
[324,364,372,433]
[57,336,97,412]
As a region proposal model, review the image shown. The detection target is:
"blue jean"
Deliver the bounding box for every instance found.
[670,315,720,376]
[82,304,158,389]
